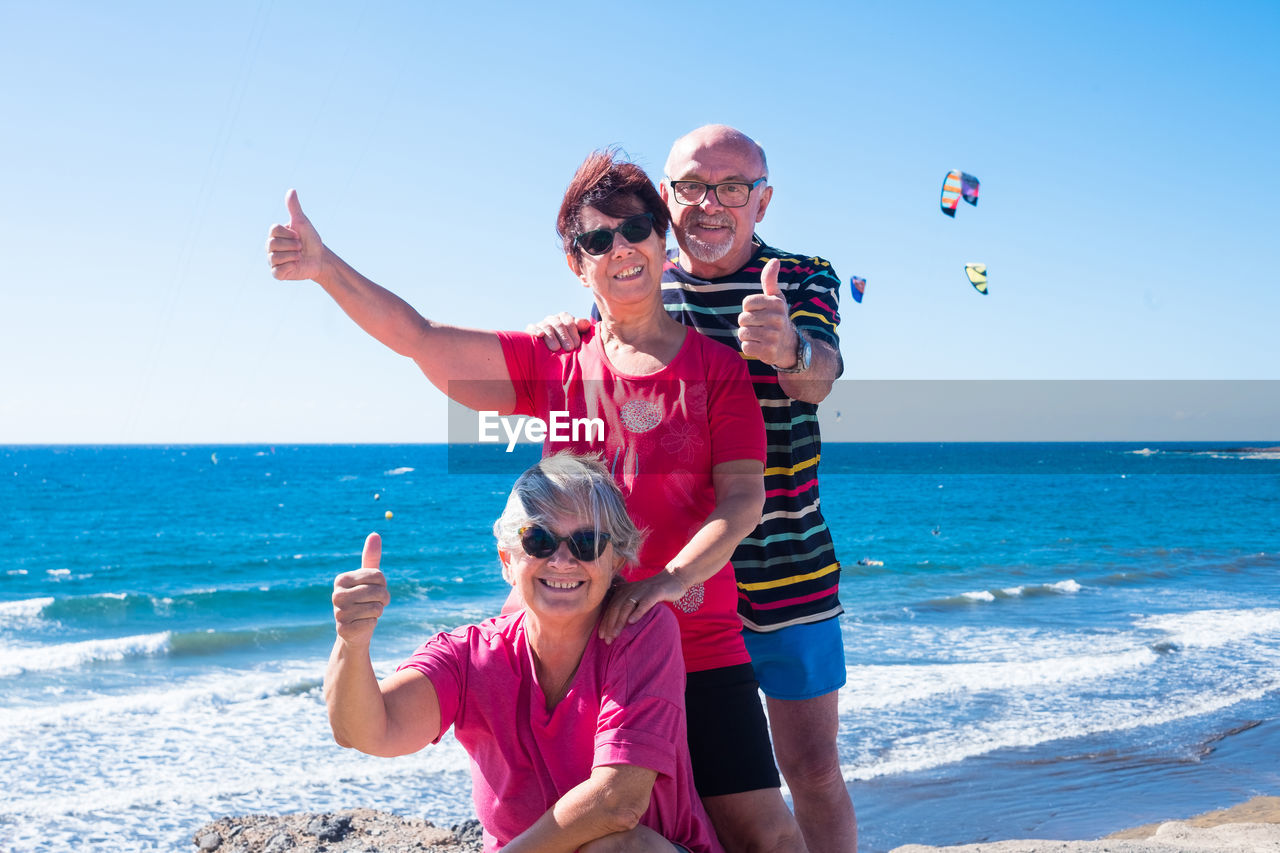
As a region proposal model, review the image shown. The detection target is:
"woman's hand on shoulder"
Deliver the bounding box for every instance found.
[598,572,685,644]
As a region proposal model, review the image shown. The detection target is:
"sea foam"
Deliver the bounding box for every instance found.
[938,579,1083,607]
[0,596,54,629]
[0,631,170,677]
[0,660,475,853]
[841,646,1158,712]
[1136,607,1280,648]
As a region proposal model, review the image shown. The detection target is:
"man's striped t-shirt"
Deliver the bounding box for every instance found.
[661,237,844,632]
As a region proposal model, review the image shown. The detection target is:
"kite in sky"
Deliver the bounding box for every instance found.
[850,276,866,303]
[940,169,988,294]
[965,263,988,295]
[940,170,980,217]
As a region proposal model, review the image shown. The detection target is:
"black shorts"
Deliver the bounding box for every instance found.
[684,662,782,797]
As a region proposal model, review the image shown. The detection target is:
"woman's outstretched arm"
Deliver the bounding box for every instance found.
[267,189,516,413]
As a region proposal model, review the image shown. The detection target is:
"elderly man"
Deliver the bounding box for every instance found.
[531,124,856,853]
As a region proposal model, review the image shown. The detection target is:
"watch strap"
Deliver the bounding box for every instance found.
[773,330,811,374]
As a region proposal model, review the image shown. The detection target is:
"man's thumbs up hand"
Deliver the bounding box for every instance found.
[738,259,797,367]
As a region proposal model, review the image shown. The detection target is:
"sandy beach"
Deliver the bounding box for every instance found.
[190,797,1280,852]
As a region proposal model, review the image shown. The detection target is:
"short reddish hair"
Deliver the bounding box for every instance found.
[557,150,670,259]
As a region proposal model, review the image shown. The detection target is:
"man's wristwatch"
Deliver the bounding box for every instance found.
[773,329,812,374]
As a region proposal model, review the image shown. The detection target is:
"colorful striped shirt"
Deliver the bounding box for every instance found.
[661,237,844,632]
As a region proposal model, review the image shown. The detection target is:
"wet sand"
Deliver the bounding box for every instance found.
[889,795,1280,852]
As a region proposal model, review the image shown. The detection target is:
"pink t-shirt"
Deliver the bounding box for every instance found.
[497,326,766,673]
[398,606,724,853]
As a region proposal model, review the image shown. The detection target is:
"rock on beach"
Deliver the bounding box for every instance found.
[192,809,482,853]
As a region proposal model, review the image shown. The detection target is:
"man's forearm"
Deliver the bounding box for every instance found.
[778,335,840,403]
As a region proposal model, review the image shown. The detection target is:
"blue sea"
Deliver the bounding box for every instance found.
[2,443,1278,852]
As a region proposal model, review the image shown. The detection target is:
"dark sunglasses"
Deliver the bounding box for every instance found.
[573,213,656,256]
[519,525,611,561]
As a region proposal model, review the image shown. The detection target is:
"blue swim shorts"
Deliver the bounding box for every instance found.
[743,616,847,701]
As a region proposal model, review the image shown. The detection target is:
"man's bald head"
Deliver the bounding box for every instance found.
[664,124,768,180]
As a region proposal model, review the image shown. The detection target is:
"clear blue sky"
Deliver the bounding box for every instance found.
[3,1,1276,443]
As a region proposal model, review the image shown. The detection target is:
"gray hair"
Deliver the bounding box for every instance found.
[493,452,645,569]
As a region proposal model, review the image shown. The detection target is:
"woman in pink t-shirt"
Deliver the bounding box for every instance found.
[326,453,721,852]
[269,152,806,852]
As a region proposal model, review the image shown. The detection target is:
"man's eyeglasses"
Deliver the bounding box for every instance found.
[573,213,656,256]
[519,526,612,561]
[667,177,767,208]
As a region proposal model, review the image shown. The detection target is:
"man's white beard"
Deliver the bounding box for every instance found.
[683,217,735,264]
